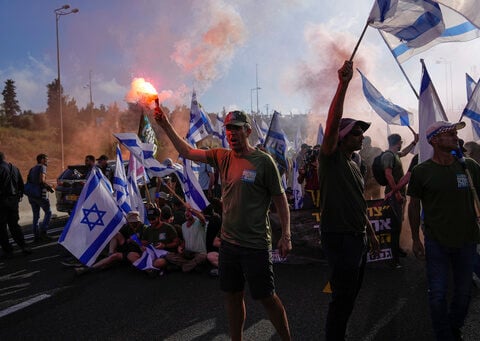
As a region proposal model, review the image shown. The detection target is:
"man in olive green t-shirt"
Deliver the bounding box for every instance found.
[408,120,480,340]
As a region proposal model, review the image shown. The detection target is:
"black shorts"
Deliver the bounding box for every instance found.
[219,240,275,300]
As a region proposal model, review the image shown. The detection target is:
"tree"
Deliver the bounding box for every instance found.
[46,78,65,124]
[1,79,21,126]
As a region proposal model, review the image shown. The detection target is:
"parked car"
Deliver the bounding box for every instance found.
[56,160,136,214]
[55,165,90,214]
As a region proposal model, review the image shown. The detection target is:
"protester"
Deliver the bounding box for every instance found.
[0,152,32,258]
[25,153,54,243]
[140,206,180,274]
[154,108,292,341]
[382,132,418,267]
[297,145,320,209]
[318,60,379,341]
[73,211,147,275]
[96,154,112,181]
[165,207,207,272]
[407,121,479,341]
[359,136,382,200]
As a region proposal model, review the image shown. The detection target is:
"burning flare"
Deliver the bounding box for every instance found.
[125,78,158,105]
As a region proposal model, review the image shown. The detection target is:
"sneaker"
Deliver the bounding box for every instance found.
[21,247,33,255]
[209,268,219,277]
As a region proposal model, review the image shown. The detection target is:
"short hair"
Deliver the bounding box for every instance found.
[85,155,95,162]
[388,134,402,147]
[37,153,48,163]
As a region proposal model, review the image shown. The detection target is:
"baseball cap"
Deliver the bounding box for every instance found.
[126,211,141,223]
[426,121,466,143]
[223,110,251,126]
[338,118,371,140]
[96,154,108,161]
[147,207,161,220]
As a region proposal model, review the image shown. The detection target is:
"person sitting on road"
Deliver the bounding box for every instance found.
[73,211,147,275]
[165,206,207,273]
[133,206,180,274]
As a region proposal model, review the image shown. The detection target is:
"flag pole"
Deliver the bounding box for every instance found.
[349,20,371,62]
[378,30,419,99]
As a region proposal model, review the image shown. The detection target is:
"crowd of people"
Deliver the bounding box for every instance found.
[2,60,480,340]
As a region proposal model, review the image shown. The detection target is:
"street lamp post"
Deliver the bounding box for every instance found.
[55,4,79,170]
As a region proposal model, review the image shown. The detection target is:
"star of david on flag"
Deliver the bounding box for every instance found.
[58,168,126,266]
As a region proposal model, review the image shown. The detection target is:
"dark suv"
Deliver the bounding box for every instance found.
[55,161,130,214]
[55,165,90,214]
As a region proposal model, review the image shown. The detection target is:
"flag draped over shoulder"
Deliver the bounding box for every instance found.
[138,112,158,157]
[464,73,480,140]
[377,3,480,63]
[186,90,213,145]
[358,69,411,126]
[264,111,288,174]
[58,168,126,266]
[369,0,445,48]
[418,60,448,162]
[433,0,480,29]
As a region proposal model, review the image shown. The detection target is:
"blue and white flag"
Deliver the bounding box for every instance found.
[179,157,210,211]
[133,244,168,271]
[418,60,448,162]
[113,145,131,214]
[462,74,480,125]
[212,113,228,148]
[58,168,126,267]
[253,117,268,146]
[379,4,480,63]
[264,111,288,174]
[465,73,480,140]
[369,0,445,48]
[358,69,411,126]
[186,90,213,145]
[127,153,147,222]
[433,0,480,29]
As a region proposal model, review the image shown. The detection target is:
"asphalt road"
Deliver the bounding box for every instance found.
[1,219,479,340]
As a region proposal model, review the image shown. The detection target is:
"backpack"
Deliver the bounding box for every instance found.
[371,151,395,186]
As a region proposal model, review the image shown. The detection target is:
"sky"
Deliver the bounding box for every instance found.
[1,0,480,140]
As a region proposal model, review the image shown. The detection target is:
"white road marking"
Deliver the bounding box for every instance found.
[0,294,51,318]
[361,297,407,341]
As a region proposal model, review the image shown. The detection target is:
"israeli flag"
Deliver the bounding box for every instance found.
[264,111,288,174]
[253,117,268,145]
[358,69,411,126]
[379,4,480,63]
[317,123,325,145]
[113,145,131,214]
[465,73,480,140]
[58,168,126,267]
[178,157,210,211]
[462,74,480,124]
[433,0,480,30]
[369,0,445,48]
[133,244,168,271]
[186,90,213,145]
[418,60,448,162]
[127,153,147,223]
[212,113,228,148]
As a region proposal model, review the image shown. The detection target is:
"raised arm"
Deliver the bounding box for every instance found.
[398,132,419,158]
[321,60,353,156]
[154,107,208,164]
